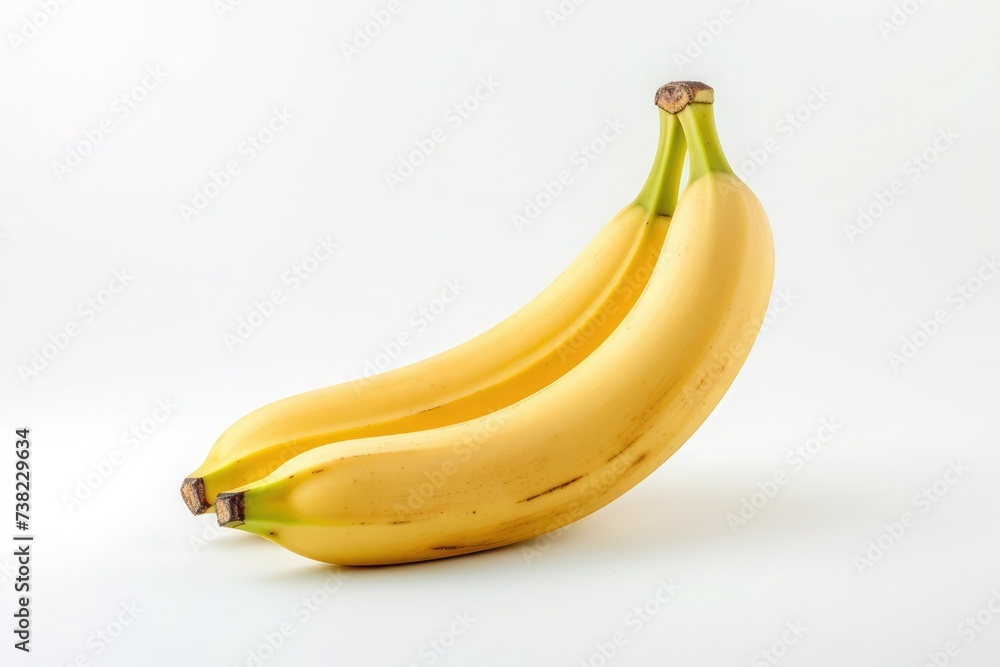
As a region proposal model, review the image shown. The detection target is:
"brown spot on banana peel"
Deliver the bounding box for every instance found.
[604,371,700,464]
[607,378,683,464]
[519,476,583,503]
[431,539,508,552]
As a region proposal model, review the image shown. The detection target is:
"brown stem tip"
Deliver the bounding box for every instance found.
[216,492,246,528]
[180,477,210,515]
[655,81,714,114]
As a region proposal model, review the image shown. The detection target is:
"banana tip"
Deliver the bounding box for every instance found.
[180,477,211,515]
[655,81,714,113]
[216,492,246,528]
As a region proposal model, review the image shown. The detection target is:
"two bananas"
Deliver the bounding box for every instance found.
[181,81,775,566]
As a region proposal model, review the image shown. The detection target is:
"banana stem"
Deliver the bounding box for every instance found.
[676,102,733,182]
[653,81,733,183]
[180,477,210,514]
[633,109,686,217]
[216,491,246,527]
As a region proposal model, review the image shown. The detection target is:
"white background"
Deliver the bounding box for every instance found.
[2,1,999,665]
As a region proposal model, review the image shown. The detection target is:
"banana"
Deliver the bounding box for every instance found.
[180,105,688,514]
[214,82,776,566]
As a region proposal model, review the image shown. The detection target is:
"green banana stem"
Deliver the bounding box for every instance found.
[634,109,687,217]
[675,101,733,182]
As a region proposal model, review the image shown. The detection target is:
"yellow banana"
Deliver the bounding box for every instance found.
[180,105,688,514]
[214,82,776,566]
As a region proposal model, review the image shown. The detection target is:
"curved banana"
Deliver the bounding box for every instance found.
[215,82,776,566]
[181,107,688,514]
